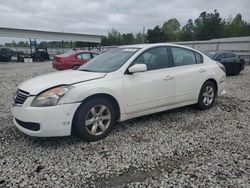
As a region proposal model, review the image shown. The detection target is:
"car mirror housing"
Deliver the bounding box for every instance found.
[128,64,147,74]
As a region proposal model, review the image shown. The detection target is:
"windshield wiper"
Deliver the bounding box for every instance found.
[79,69,94,72]
[79,69,108,73]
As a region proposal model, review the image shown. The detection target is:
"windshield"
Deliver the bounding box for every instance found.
[79,48,140,73]
[204,51,218,59]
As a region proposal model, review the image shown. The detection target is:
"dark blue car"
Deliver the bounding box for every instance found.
[205,51,245,75]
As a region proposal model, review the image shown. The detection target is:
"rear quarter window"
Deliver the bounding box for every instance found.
[225,53,236,59]
[216,53,225,59]
[76,54,82,59]
[170,47,196,67]
[195,52,203,64]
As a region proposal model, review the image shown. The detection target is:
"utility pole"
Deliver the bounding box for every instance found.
[142,26,145,44]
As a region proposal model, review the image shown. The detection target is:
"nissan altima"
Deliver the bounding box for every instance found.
[11,44,226,141]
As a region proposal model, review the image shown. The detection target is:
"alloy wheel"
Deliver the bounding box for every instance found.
[202,85,214,106]
[85,105,111,136]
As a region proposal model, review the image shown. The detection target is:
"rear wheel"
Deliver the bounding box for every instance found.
[232,70,240,76]
[5,56,11,62]
[73,98,116,141]
[197,81,216,110]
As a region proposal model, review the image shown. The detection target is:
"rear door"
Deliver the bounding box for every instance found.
[224,53,238,63]
[75,53,84,64]
[169,47,206,103]
[224,53,240,73]
[76,53,92,65]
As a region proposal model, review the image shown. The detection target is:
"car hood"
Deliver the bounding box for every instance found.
[18,70,106,95]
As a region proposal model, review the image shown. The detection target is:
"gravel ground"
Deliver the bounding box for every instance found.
[0,62,250,187]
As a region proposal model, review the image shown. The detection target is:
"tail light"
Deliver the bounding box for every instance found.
[216,62,226,73]
[54,57,66,63]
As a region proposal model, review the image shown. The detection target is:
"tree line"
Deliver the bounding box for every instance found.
[2,41,83,48]
[101,10,250,46]
[1,10,249,48]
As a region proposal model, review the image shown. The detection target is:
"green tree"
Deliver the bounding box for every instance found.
[75,41,86,48]
[162,18,181,41]
[194,10,225,40]
[134,32,145,44]
[224,14,250,37]
[17,41,29,47]
[180,19,196,41]
[107,29,122,45]
[37,41,48,48]
[146,26,165,43]
[5,40,17,47]
[101,30,134,46]
[122,33,134,45]
[101,36,109,46]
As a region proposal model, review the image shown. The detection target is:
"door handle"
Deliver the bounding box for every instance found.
[199,68,206,73]
[164,75,173,81]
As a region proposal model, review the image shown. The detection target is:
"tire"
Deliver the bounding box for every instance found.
[197,81,216,110]
[232,70,240,76]
[73,98,116,141]
[5,56,11,62]
[72,65,80,70]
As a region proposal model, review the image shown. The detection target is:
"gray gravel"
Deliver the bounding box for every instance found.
[0,62,250,187]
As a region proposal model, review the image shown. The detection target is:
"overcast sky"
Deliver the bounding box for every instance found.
[0,0,249,37]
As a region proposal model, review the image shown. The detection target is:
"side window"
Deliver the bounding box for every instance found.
[216,53,224,60]
[171,47,196,67]
[82,53,92,60]
[231,53,237,58]
[195,52,203,64]
[225,53,235,59]
[76,54,82,59]
[133,47,170,71]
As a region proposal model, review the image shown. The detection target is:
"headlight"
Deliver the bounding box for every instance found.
[31,86,73,107]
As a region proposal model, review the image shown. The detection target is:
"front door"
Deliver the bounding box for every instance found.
[124,47,175,114]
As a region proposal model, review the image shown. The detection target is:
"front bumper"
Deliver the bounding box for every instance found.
[11,100,80,137]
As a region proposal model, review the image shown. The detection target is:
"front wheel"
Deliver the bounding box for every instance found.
[197,81,216,110]
[73,98,116,141]
[72,65,80,70]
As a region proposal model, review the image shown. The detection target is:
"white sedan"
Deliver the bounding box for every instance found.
[11,44,226,141]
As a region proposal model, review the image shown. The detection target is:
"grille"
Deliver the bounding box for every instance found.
[13,89,30,106]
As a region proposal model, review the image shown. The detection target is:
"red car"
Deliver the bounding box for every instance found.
[52,50,98,70]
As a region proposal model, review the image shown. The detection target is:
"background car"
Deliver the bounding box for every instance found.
[0,48,12,62]
[52,50,98,70]
[205,51,245,75]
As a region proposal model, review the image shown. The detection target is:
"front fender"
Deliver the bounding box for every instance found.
[59,79,125,116]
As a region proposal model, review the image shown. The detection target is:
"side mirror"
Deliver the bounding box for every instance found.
[128,64,147,74]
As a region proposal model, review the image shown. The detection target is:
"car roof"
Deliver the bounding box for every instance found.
[119,43,178,49]
[205,50,235,54]
[118,43,203,54]
[74,50,98,54]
